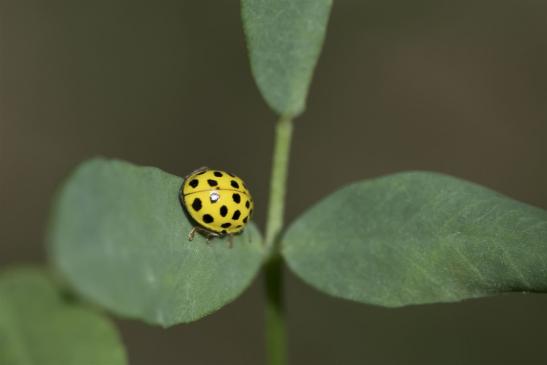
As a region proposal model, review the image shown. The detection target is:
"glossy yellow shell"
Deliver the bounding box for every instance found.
[181,168,254,235]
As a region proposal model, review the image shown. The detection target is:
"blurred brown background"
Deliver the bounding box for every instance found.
[1,0,547,364]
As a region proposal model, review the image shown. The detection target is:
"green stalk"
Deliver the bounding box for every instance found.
[264,116,293,252]
[265,255,286,365]
[264,116,293,365]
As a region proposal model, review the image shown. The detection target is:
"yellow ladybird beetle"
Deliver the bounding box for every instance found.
[180,167,254,243]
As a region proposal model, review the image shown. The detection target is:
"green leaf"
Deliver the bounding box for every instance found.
[48,158,264,327]
[241,0,333,117]
[283,171,547,307]
[0,267,127,365]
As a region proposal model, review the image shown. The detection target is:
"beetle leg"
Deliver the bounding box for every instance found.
[188,226,221,244]
[188,227,197,241]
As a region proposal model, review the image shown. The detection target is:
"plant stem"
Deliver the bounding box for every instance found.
[264,116,293,365]
[264,116,293,252]
[265,255,286,365]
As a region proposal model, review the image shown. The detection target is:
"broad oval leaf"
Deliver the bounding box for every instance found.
[48,158,264,327]
[0,267,127,365]
[283,171,547,307]
[241,0,333,117]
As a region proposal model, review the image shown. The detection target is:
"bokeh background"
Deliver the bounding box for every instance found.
[1,1,547,364]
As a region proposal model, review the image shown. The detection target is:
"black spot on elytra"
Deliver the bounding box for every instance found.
[203,214,214,223]
[214,171,223,177]
[221,222,231,228]
[245,200,250,209]
[221,229,227,234]
[243,216,248,223]
[192,198,202,211]
[207,179,218,187]
[232,210,241,220]
[236,225,242,228]
[230,180,240,189]
[220,205,228,217]
[232,193,241,203]
[189,179,199,188]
